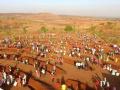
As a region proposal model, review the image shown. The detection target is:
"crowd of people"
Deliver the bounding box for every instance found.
[0,65,28,90]
[0,33,120,90]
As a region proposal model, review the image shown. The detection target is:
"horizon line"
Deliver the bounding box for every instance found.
[0,12,120,19]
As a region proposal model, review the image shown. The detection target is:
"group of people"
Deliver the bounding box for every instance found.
[103,64,120,76]
[0,65,28,90]
[74,60,86,69]
[0,33,119,90]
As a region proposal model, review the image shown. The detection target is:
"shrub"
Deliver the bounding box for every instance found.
[64,25,74,32]
[41,26,48,33]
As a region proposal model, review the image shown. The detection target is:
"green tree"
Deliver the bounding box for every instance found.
[64,25,74,32]
[105,22,114,29]
[41,26,48,33]
[89,25,96,32]
[23,26,28,34]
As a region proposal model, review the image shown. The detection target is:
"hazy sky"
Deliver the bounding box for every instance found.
[0,0,120,18]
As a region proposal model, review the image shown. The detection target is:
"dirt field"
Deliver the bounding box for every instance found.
[0,13,120,90]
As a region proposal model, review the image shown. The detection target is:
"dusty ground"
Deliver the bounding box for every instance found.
[0,13,120,90]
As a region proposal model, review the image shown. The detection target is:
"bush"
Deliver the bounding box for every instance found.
[64,25,74,32]
[23,26,28,34]
[41,26,48,33]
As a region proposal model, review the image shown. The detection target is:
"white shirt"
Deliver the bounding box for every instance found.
[41,69,45,74]
[106,82,110,87]
[116,72,120,76]
[13,81,17,86]
[112,70,116,75]
[0,88,4,90]
[76,62,80,67]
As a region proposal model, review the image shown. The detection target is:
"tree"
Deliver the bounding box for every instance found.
[105,22,114,29]
[64,25,74,33]
[23,26,28,34]
[89,25,96,32]
[41,26,48,33]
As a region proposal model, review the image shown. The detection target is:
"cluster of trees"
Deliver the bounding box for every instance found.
[38,25,75,33]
